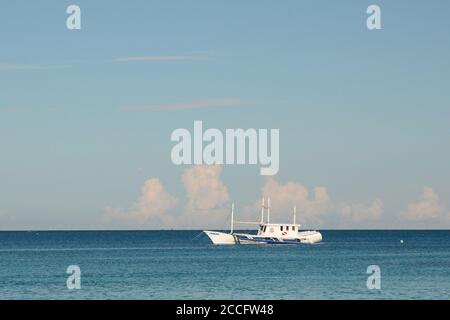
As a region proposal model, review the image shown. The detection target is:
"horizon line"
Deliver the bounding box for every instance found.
[0,228,448,232]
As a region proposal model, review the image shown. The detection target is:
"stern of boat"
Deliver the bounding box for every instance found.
[298,231,323,244]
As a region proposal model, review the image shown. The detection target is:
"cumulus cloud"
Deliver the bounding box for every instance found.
[251,177,383,228]
[106,166,232,229]
[105,169,390,229]
[403,187,445,220]
[106,178,177,227]
[0,210,16,230]
[256,178,332,226]
[181,165,230,229]
[105,176,450,229]
[337,198,384,222]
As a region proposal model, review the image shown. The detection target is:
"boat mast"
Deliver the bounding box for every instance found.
[230,202,234,234]
[293,205,297,225]
[261,198,265,224]
[267,198,271,223]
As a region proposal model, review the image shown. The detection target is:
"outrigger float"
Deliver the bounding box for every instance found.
[204,198,322,245]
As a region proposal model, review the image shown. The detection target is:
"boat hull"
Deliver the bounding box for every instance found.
[203,231,236,245]
[204,230,322,245]
[298,231,323,244]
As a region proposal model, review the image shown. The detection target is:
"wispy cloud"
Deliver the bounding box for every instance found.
[1,52,212,71]
[0,64,70,71]
[125,98,256,112]
[113,54,209,63]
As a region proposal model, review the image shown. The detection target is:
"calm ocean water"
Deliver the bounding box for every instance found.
[0,230,449,300]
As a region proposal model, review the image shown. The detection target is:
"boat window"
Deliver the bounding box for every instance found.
[263,226,267,232]
[280,226,283,231]
[286,226,290,231]
[260,226,264,231]
[292,226,296,232]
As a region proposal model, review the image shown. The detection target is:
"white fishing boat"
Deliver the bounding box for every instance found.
[204,198,323,245]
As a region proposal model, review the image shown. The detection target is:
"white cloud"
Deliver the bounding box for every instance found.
[403,187,444,220]
[106,178,177,227]
[257,178,332,226]
[251,177,383,228]
[104,178,450,229]
[338,198,384,222]
[181,165,230,229]
[106,166,232,229]
[125,98,255,112]
[0,210,15,229]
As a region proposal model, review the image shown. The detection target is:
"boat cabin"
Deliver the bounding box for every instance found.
[257,223,301,238]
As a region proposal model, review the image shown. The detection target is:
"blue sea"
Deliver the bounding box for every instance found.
[0,230,449,300]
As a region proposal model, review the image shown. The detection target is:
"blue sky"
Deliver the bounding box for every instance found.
[1,0,450,230]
